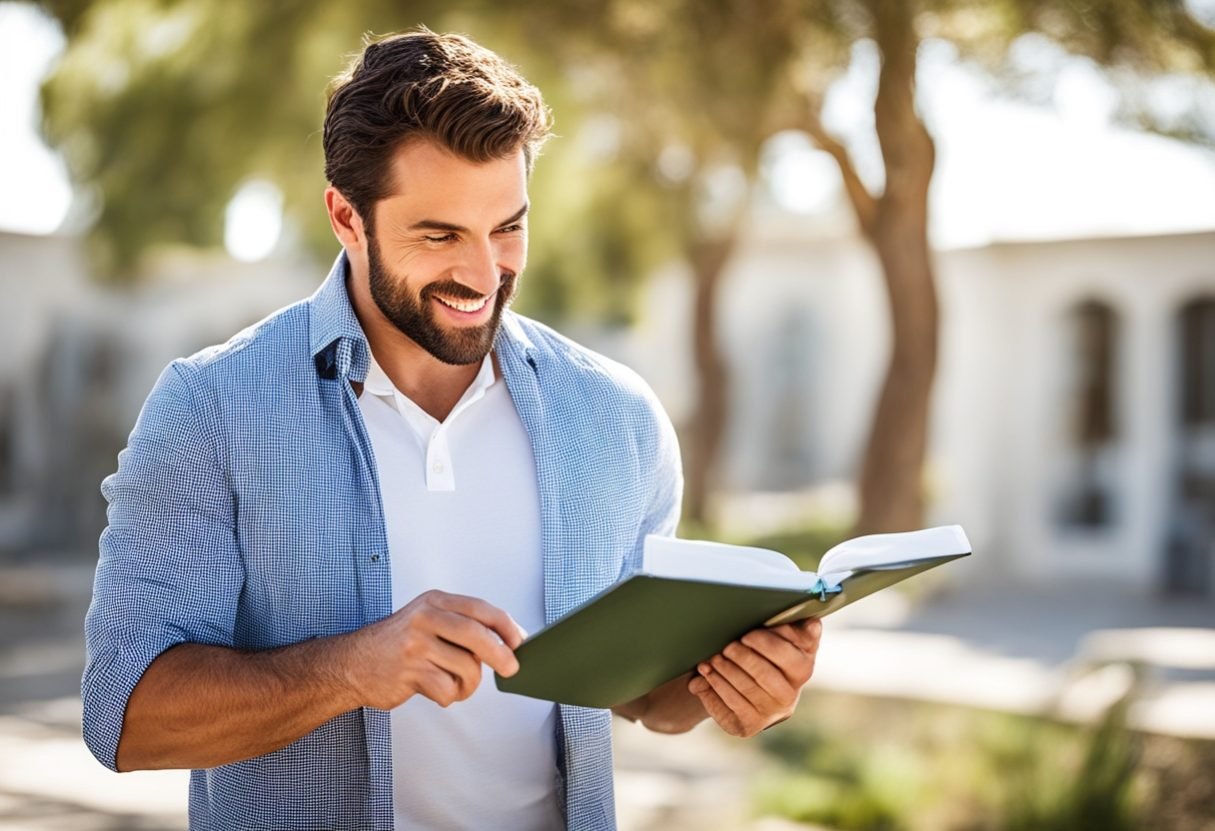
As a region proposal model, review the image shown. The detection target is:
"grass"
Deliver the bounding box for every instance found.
[749,690,1215,831]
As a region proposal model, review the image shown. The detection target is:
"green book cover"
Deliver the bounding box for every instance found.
[495,525,971,709]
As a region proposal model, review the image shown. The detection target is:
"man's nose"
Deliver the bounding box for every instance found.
[456,237,502,296]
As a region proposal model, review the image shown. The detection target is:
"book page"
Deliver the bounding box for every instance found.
[642,536,822,590]
[817,525,971,577]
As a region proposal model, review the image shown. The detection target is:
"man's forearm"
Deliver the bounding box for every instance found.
[613,672,709,734]
[115,634,365,772]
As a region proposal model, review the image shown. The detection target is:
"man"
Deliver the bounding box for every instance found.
[83,28,823,830]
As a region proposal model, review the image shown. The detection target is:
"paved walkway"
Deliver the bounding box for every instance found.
[1,563,1211,830]
[815,576,1215,739]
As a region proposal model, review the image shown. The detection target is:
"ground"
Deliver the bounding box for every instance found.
[1,560,1212,830]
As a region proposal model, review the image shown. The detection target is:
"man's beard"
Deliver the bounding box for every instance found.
[366,233,516,366]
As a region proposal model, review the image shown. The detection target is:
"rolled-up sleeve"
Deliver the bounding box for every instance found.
[82,361,243,771]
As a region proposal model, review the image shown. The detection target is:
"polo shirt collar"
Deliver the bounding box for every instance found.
[364,348,496,425]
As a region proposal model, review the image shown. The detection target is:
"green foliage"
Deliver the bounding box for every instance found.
[518,137,676,324]
[752,691,1154,831]
[27,0,1215,296]
[732,523,849,571]
[755,723,911,830]
[1000,695,1142,831]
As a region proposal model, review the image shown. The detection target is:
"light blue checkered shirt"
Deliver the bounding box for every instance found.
[83,252,683,830]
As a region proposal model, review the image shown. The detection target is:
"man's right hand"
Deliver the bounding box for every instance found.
[347,590,526,710]
[115,590,525,771]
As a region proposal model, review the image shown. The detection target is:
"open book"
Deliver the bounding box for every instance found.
[495,525,971,708]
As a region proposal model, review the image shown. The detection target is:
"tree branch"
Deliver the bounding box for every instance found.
[798,101,878,239]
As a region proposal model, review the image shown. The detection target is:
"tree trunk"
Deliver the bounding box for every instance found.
[855,203,938,534]
[683,236,736,527]
[852,0,939,534]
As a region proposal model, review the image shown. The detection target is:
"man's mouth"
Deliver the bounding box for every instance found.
[433,291,493,313]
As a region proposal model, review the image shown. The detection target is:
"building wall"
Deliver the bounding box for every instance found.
[4,226,1213,594]
[0,231,321,557]
[937,233,1215,591]
[631,228,1215,595]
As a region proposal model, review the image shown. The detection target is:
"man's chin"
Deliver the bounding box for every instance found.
[419,320,500,366]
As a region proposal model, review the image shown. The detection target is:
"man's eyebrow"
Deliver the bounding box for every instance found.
[407,203,530,234]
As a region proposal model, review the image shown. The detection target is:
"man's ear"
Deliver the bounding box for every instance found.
[325,186,368,249]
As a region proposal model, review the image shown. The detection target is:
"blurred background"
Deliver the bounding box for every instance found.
[2,0,1215,829]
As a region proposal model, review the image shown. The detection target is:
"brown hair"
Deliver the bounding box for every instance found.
[323,27,552,228]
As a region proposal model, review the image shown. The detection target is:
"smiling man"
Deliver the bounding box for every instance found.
[82,28,822,831]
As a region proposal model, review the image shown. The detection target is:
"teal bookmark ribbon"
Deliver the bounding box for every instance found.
[811,578,843,603]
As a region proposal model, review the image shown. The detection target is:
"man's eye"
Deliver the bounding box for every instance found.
[496,224,524,234]
[425,234,457,243]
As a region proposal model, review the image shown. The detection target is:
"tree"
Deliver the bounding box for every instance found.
[31,0,1215,535]
[520,0,809,525]
[533,0,1215,533]
[31,0,661,322]
[771,0,1215,533]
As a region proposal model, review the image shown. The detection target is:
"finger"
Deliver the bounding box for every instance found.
[426,591,528,649]
[722,641,797,701]
[740,629,809,684]
[415,668,461,708]
[423,608,521,677]
[708,653,781,712]
[698,660,761,722]
[772,617,823,653]
[688,675,739,734]
[417,637,484,699]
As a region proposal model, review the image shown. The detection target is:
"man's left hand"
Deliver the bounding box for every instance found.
[687,617,822,738]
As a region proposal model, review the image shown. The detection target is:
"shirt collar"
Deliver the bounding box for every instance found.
[364,349,497,425]
[308,251,370,381]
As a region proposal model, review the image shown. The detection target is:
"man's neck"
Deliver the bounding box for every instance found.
[372,331,484,423]
[347,273,485,423]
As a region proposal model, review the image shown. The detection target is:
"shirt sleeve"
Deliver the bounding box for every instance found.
[644,403,683,539]
[620,394,684,577]
[82,361,244,772]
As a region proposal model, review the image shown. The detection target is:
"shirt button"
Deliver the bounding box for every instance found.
[432,461,445,474]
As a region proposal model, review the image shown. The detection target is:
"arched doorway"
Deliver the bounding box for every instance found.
[1055,300,1120,530]
[1164,296,1215,595]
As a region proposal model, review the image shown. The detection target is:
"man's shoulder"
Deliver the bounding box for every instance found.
[508,313,662,412]
[172,297,313,387]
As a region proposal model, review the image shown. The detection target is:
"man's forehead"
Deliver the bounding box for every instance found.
[375,139,527,225]
[385,140,525,194]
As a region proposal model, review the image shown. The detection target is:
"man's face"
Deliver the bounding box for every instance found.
[364,140,529,366]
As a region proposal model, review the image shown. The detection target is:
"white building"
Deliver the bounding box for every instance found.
[3,226,1213,600]
[0,231,317,556]
[633,221,1215,598]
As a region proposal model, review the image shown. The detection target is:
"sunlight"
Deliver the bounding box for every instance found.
[0,3,71,235]
[223,180,283,262]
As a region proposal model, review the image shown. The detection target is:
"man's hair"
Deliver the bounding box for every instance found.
[323,27,552,228]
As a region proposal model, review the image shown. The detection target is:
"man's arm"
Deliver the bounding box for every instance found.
[613,618,822,738]
[611,391,823,737]
[117,590,524,771]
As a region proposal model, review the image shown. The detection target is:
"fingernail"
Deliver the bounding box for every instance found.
[698,663,710,675]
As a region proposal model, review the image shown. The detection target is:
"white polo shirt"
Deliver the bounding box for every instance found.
[358,351,563,831]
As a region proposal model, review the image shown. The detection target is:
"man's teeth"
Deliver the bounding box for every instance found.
[436,294,490,313]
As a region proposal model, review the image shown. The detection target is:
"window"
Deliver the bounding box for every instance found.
[1165,297,1215,594]
[1181,298,1215,428]
[1055,300,1119,529]
[0,386,15,499]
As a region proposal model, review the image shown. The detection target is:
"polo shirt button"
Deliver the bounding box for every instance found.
[432,461,444,474]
